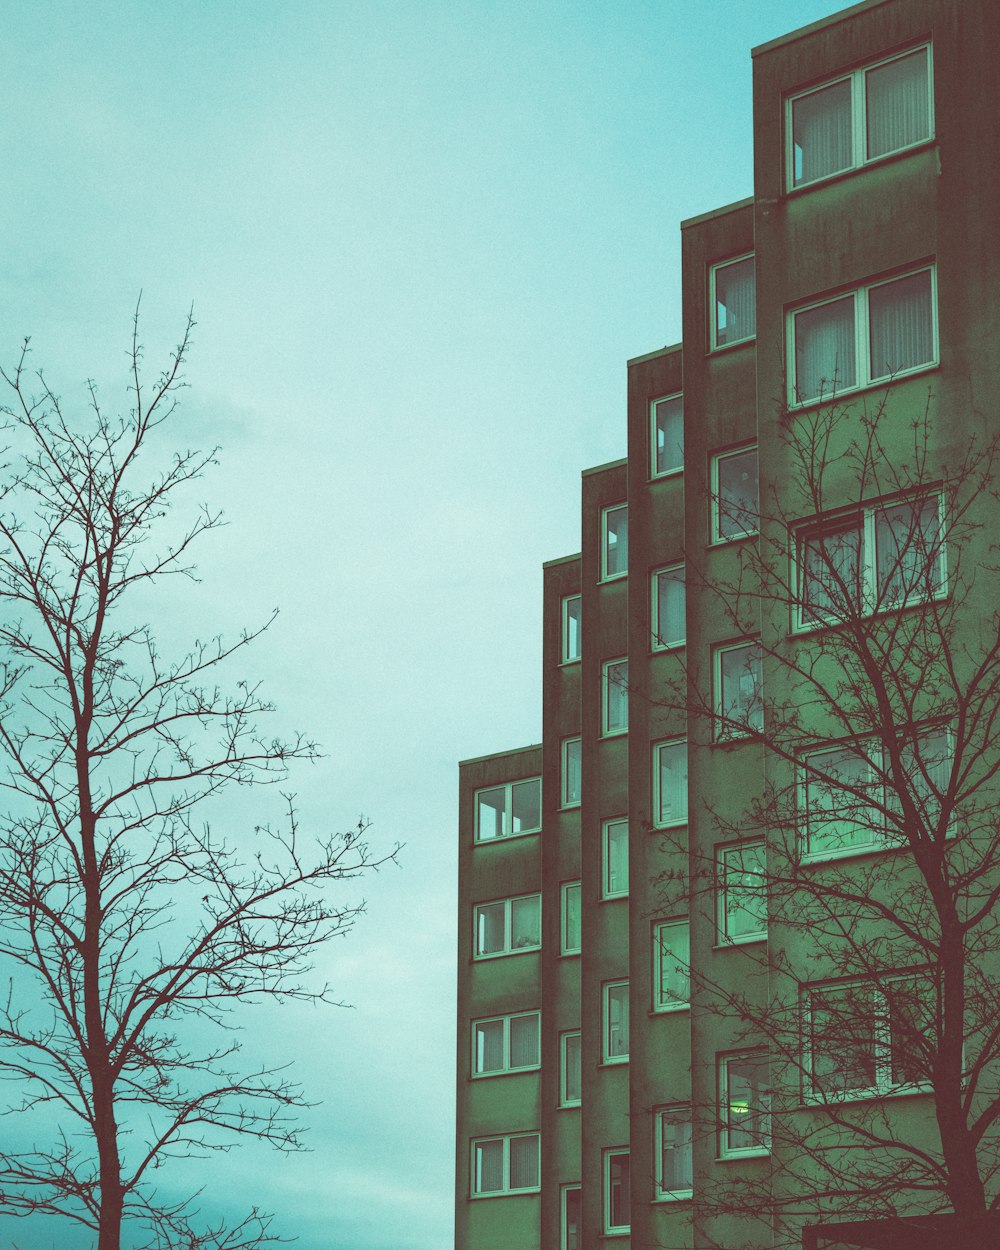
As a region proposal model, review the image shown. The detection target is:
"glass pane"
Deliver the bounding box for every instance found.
[604,505,628,577]
[563,595,582,661]
[866,48,930,160]
[657,741,688,826]
[604,820,628,897]
[563,739,582,806]
[811,983,878,1093]
[509,1135,539,1190]
[726,1055,770,1151]
[562,882,581,953]
[660,1109,694,1191]
[475,1019,505,1073]
[476,902,506,955]
[656,922,689,1008]
[654,394,684,475]
[716,449,759,538]
[801,522,862,622]
[511,778,541,832]
[654,567,685,648]
[714,255,756,346]
[476,787,506,840]
[888,729,951,834]
[719,643,763,734]
[510,895,541,950]
[606,983,629,1059]
[474,1138,504,1193]
[874,496,941,606]
[563,1032,582,1103]
[608,1153,630,1229]
[605,660,628,733]
[564,1187,582,1250]
[804,747,877,854]
[869,270,933,381]
[721,842,767,940]
[887,975,933,1085]
[794,295,857,402]
[509,1013,540,1069]
[792,78,852,185]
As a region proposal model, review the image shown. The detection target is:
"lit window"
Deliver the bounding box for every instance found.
[656,1106,693,1200]
[797,494,945,626]
[602,658,628,736]
[714,641,763,739]
[651,392,684,477]
[561,737,582,807]
[474,894,541,958]
[717,842,767,944]
[652,564,685,650]
[603,980,629,1063]
[562,1184,582,1250]
[789,266,937,405]
[561,881,581,955]
[471,1132,541,1196]
[653,739,688,828]
[653,920,689,1011]
[472,1011,541,1076]
[711,254,756,349]
[560,1031,582,1107]
[787,45,932,190]
[719,1053,771,1157]
[601,504,628,581]
[603,1149,631,1233]
[602,819,628,899]
[562,594,582,663]
[475,778,542,842]
[711,446,759,541]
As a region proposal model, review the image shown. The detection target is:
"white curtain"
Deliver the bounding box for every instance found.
[802,523,862,619]
[716,256,756,344]
[655,395,684,474]
[477,902,505,954]
[658,923,690,1006]
[793,78,852,184]
[662,1112,694,1189]
[869,270,933,380]
[509,1014,539,1068]
[658,568,685,645]
[476,1020,504,1072]
[606,821,628,895]
[475,1139,504,1193]
[509,1135,539,1190]
[795,295,857,401]
[867,48,930,159]
[658,741,688,824]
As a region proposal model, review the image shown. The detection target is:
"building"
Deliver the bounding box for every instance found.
[455,2,1000,1247]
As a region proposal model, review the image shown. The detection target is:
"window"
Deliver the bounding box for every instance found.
[601,504,628,581]
[797,494,945,626]
[474,894,541,958]
[789,265,937,405]
[562,594,582,663]
[787,45,932,190]
[720,1053,771,1157]
[717,842,767,944]
[714,641,763,738]
[652,392,684,477]
[603,980,629,1063]
[473,1011,541,1076]
[653,739,688,828]
[471,1132,541,1196]
[712,446,759,541]
[656,1106,693,1200]
[602,819,628,899]
[602,658,628,736]
[807,974,933,1098]
[653,920,689,1011]
[560,1031,582,1107]
[711,254,756,349]
[475,778,542,842]
[561,737,582,807]
[603,1150,631,1234]
[652,564,685,650]
[562,1184,582,1250]
[561,881,581,955]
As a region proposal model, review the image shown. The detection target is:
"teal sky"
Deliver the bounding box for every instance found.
[1,2,843,1247]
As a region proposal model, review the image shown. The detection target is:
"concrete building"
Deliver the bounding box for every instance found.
[455,2,1000,1247]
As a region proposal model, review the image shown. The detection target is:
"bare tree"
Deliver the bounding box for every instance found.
[657,387,1000,1247]
[0,311,394,1250]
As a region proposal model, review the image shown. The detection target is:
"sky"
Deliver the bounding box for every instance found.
[0,2,845,1247]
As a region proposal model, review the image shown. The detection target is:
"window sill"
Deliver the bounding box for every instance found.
[470,1188,541,1200]
[707,335,756,357]
[650,1003,690,1016]
[783,137,937,201]
[787,359,939,413]
[650,466,684,484]
[713,935,767,950]
[802,1082,931,1107]
[603,1229,631,1238]
[471,1066,541,1080]
[559,801,582,812]
[790,586,948,637]
[558,657,582,668]
[558,1100,582,1111]
[716,1149,770,1162]
[600,893,629,904]
[653,1191,693,1203]
[473,829,541,847]
[651,640,686,654]
[600,1057,629,1068]
[601,729,628,740]
[708,529,758,549]
[599,573,628,586]
[472,947,542,962]
[650,820,688,833]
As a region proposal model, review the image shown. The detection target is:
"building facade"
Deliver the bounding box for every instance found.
[455,2,1000,1247]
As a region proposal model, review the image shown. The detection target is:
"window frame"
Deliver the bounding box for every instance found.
[560,1030,582,1108]
[651,563,685,651]
[602,979,630,1065]
[561,593,582,664]
[717,840,768,945]
[470,1131,541,1197]
[603,1148,631,1234]
[561,880,582,956]
[709,253,757,351]
[474,777,542,844]
[600,503,628,582]
[561,736,582,808]
[471,1010,542,1078]
[561,1183,582,1250]
[652,738,688,829]
[719,1051,771,1158]
[650,390,684,479]
[473,893,542,960]
[655,1104,694,1201]
[601,657,629,737]
[711,445,759,543]
[787,264,938,407]
[713,639,764,741]
[785,43,934,193]
[601,818,629,900]
[652,919,690,1013]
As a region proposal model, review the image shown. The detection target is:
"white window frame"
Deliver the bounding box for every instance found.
[560,1030,582,1108]
[651,563,685,651]
[711,445,759,542]
[473,893,542,959]
[602,657,628,737]
[717,841,767,945]
[474,777,542,843]
[652,738,688,829]
[561,736,582,808]
[602,818,629,900]
[713,640,764,741]
[785,43,934,192]
[794,492,946,629]
[470,1131,541,1197]
[561,593,582,664]
[561,1183,582,1250]
[601,503,628,582]
[655,1104,694,1201]
[650,391,684,479]
[561,880,582,956]
[603,1148,631,1234]
[719,1052,771,1158]
[653,919,690,1013]
[787,264,938,407]
[472,1011,541,1078]
[602,979,630,1065]
[710,253,756,350]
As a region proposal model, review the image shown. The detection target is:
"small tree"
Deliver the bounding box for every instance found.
[0,312,393,1250]
[660,388,1000,1248]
